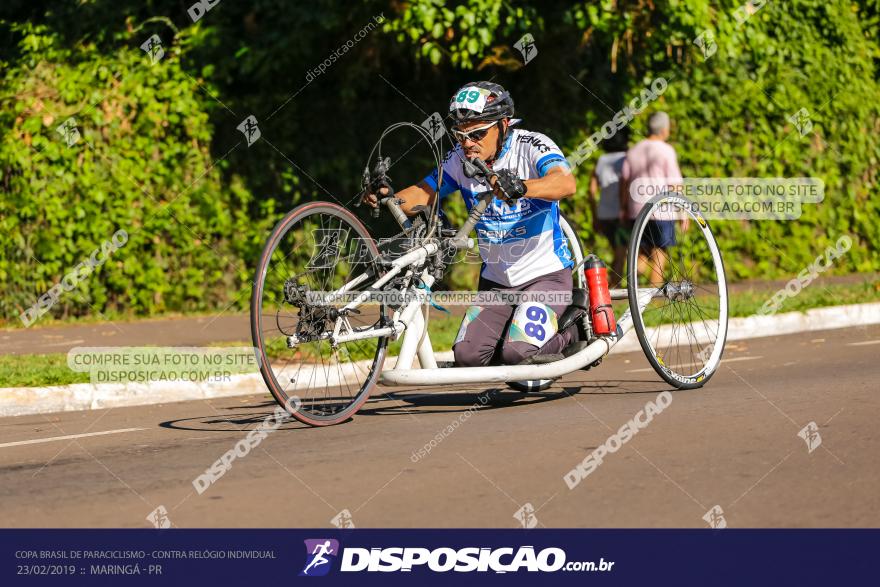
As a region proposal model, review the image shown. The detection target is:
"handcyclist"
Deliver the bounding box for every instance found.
[363,81,582,366]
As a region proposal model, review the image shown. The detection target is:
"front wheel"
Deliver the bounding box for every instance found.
[250,202,388,426]
[627,194,728,389]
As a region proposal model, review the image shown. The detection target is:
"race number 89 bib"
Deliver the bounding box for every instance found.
[508,303,558,348]
[452,87,489,113]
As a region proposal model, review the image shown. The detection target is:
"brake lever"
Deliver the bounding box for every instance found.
[469,157,494,178]
[463,157,496,180]
[353,165,371,208]
[373,156,391,180]
[464,157,509,199]
[462,158,480,178]
[369,157,394,218]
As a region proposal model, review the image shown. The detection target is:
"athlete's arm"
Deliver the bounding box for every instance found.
[521,166,577,201]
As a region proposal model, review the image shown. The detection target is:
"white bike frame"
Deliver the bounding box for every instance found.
[287,213,660,388]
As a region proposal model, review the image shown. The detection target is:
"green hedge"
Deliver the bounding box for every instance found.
[0,23,278,322]
[556,0,880,280]
[1,1,878,325]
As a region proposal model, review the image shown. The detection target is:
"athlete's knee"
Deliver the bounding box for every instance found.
[453,306,492,366]
[500,342,534,365]
[453,341,490,367]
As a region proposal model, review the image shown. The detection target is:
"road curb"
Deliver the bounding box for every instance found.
[1,302,878,417]
[610,301,880,353]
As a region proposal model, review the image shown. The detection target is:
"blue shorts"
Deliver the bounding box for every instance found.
[641,220,676,251]
[596,219,629,248]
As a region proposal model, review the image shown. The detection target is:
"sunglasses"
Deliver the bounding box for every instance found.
[451,121,497,143]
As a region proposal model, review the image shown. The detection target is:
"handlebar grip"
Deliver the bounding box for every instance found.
[374,191,411,230]
[369,183,394,219]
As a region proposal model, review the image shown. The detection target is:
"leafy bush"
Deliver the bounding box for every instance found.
[0,23,278,322]
[396,0,880,279]
[1,0,878,326]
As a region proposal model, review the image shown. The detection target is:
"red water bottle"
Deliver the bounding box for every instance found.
[585,257,616,336]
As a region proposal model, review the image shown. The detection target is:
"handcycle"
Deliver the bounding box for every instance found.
[250,122,728,426]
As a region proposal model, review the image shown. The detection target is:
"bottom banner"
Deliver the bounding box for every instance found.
[3,529,874,585]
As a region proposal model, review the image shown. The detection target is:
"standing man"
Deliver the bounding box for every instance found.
[619,112,683,286]
[589,132,629,287]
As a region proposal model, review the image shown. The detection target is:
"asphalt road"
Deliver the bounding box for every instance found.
[0,324,878,528]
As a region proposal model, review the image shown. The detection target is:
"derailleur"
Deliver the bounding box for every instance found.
[283,280,332,343]
[283,280,310,307]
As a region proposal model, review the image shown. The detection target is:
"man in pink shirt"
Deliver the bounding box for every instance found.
[619,112,683,286]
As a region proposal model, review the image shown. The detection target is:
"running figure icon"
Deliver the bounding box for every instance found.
[302,540,336,575]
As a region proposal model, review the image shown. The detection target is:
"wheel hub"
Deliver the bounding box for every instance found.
[663,280,695,301]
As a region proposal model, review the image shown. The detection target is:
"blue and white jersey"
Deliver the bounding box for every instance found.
[422,128,573,287]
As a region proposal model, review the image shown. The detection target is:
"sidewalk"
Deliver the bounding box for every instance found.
[0,314,250,356]
[1,272,877,356]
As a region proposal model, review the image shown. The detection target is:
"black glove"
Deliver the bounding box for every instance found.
[494,169,528,200]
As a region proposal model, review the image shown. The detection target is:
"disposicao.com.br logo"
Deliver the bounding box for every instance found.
[301,541,614,575]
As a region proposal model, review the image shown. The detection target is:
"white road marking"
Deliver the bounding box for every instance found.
[845,339,880,347]
[42,339,86,347]
[627,355,762,373]
[0,428,145,449]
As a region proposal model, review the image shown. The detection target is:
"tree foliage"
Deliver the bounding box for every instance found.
[1,0,877,322]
